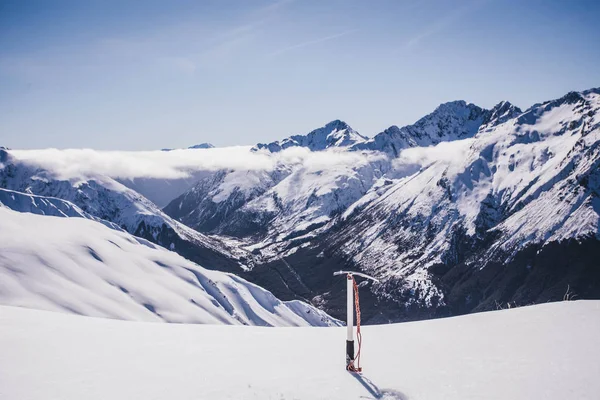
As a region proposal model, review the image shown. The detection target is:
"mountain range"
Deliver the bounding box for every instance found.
[2,87,599,323]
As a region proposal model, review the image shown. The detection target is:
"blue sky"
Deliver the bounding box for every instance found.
[1,0,599,150]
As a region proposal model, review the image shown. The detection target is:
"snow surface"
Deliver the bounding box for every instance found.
[0,207,339,327]
[1,300,599,400]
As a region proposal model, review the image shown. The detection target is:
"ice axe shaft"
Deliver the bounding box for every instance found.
[334,270,376,371]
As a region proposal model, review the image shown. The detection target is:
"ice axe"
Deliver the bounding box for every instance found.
[333,270,379,372]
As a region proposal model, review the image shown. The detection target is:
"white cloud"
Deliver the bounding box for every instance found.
[393,139,475,168]
[8,146,388,181]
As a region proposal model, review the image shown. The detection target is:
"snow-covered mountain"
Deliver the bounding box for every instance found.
[164,88,600,322]
[2,300,599,399]
[164,100,522,247]
[0,206,339,326]
[352,100,521,156]
[163,151,389,245]
[252,119,367,152]
[0,151,251,273]
[163,168,291,236]
[317,89,600,320]
[162,119,387,243]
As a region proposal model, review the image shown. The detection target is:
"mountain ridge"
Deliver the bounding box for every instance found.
[252,119,368,152]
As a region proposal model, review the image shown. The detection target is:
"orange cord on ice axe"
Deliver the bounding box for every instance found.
[348,276,362,372]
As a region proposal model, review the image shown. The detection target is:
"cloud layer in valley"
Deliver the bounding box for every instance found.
[6,146,389,180]
[394,139,475,168]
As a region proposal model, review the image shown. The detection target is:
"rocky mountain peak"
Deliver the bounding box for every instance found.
[558,91,586,105]
[0,147,10,164]
[430,100,485,119]
[252,119,366,152]
[481,101,522,129]
[353,100,488,156]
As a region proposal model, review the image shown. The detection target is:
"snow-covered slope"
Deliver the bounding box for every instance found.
[0,187,88,218]
[164,151,389,246]
[0,187,126,232]
[164,168,291,235]
[239,154,389,256]
[1,300,598,399]
[0,207,339,326]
